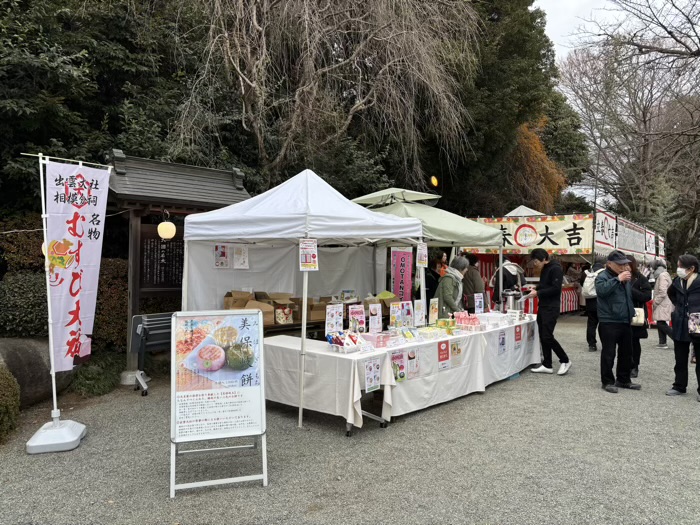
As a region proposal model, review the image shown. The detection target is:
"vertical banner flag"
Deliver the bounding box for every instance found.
[658,237,666,260]
[391,247,413,301]
[45,160,110,372]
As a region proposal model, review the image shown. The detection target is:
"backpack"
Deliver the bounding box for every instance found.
[582,268,605,299]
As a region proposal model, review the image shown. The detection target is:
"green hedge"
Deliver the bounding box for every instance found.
[0,365,21,442]
[92,258,128,352]
[0,272,48,337]
[0,213,45,273]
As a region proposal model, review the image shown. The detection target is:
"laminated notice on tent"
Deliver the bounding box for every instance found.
[469,214,594,255]
[299,239,318,271]
[416,243,428,268]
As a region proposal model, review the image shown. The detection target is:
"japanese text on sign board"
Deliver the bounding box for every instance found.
[470,214,594,255]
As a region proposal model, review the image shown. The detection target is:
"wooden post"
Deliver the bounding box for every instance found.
[121,209,142,384]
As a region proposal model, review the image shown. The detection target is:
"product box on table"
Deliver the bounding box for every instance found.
[223,291,254,309]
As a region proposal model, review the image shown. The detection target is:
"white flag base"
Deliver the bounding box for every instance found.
[120,370,152,386]
[26,417,86,455]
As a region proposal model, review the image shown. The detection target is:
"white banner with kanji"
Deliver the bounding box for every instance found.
[468,214,594,255]
[645,230,656,260]
[616,218,646,258]
[594,209,617,256]
[45,160,110,372]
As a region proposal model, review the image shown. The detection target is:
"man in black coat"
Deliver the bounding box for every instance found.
[528,248,571,376]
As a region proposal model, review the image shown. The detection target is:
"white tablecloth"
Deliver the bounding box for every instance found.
[264,321,540,428]
[264,336,395,428]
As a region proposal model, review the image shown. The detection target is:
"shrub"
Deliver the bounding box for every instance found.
[0,365,21,442]
[0,272,48,337]
[70,351,124,397]
[92,258,128,352]
[0,212,44,273]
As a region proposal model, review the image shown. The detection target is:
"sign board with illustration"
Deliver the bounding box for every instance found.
[170,310,268,497]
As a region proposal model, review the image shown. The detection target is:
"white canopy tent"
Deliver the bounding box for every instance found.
[505,205,544,217]
[183,169,423,427]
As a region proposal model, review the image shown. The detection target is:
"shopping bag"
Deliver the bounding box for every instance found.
[688,312,700,335]
[631,307,645,327]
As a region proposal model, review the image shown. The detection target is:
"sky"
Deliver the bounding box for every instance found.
[533,0,614,59]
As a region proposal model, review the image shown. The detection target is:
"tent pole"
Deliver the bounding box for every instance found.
[498,246,504,313]
[419,240,426,321]
[298,269,309,428]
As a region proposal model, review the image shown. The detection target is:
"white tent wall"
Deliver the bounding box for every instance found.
[183,242,387,310]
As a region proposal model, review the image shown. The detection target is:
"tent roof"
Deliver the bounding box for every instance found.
[352,187,439,206]
[373,201,501,247]
[505,205,544,217]
[184,169,423,244]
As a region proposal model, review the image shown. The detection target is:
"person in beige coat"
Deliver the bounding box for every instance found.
[652,260,674,349]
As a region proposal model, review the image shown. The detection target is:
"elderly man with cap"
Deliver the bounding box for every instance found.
[595,250,641,393]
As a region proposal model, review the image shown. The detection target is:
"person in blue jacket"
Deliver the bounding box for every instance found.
[595,250,641,393]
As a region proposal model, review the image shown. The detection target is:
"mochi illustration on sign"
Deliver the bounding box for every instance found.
[414,300,426,327]
[369,303,382,333]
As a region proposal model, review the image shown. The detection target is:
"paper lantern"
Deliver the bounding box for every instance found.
[430,176,439,187]
[158,221,176,240]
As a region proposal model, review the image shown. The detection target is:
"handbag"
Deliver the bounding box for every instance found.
[689,312,700,335]
[631,308,645,327]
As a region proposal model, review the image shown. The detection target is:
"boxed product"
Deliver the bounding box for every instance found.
[275,306,294,324]
[223,291,254,309]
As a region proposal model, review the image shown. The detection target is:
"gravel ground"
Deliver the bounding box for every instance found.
[2,315,700,525]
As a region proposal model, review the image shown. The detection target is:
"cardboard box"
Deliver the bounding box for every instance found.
[320,296,334,304]
[224,291,254,309]
[255,291,293,302]
[241,300,275,326]
[309,303,328,322]
[383,298,400,310]
[291,297,316,308]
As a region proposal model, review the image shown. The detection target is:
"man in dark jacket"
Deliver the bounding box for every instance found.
[595,250,640,393]
[528,249,571,376]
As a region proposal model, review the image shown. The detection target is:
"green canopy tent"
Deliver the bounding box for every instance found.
[372,201,501,248]
[353,195,505,311]
[352,187,440,207]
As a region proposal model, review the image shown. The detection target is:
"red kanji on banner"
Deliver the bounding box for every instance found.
[66,329,82,358]
[69,270,83,297]
[68,240,83,266]
[66,212,85,238]
[66,300,81,328]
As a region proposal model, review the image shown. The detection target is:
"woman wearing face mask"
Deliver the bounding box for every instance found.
[666,254,700,399]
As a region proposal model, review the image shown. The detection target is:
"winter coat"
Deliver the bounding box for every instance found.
[581,263,604,312]
[631,272,652,339]
[668,274,700,342]
[425,268,441,302]
[490,262,526,301]
[436,268,464,318]
[595,267,635,324]
[536,259,564,310]
[462,266,485,310]
[652,270,673,322]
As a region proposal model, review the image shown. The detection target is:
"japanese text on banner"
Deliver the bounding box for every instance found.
[391,247,413,301]
[468,214,594,255]
[45,160,110,372]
